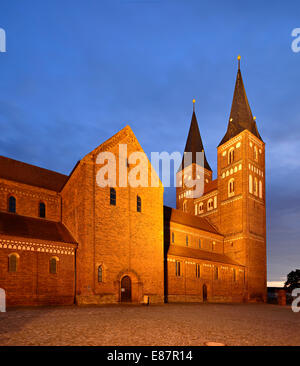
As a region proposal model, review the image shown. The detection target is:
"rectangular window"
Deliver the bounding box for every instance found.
[233,268,236,282]
[110,188,116,206]
[175,261,181,276]
[186,235,188,246]
[196,264,200,278]
[171,232,174,243]
[199,239,201,249]
[214,266,219,280]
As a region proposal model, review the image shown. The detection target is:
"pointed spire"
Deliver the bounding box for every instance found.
[180,100,212,171]
[219,56,262,146]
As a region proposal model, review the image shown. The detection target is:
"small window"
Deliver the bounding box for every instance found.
[110,188,116,205]
[199,239,202,249]
[39,202,46,218]
[49,257,58,274]
[171,232,175,243]
[228,179,235,197]
[137,195,141,212]
[259,180,263,199]
[228,148,235,164]
[183,201,187,212]
[249,174,253,194]
[254,178,258,196]
[8,253,19,272]
[8,196,16,213]
[207,199,213,211]
[199,202,204,214]
[254,146,258,161]
[186,235,188,246]
[214,266,219,280]
[233,268,237,282]
[98,265,103,282]
[175,261,181,276]
[196,264,200,278]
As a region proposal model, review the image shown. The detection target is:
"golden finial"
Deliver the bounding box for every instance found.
[193,99,196,103]
[253,116,256,120]
[237,55,241,70]
[192,99,196,112]
[230,118,233,122]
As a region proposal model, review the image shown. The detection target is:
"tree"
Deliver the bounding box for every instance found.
[284,269,300,292]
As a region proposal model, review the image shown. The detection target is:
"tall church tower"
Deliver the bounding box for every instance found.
[176,101,212,213]
[217,56,266,301]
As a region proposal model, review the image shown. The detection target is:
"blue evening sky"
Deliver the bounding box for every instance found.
[1,0,300,285]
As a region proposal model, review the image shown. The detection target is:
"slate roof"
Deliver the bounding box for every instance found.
[0,211,77,244]
[180,110,212,171]
[219,67,262,146]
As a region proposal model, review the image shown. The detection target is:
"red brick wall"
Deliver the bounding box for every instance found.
[0,179,61,221]
[0,237,75,306]
[62,126,165,304]
[167,254,245,303]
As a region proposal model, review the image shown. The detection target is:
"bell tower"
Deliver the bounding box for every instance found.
[176,100,212,214]
[217,56,266,301]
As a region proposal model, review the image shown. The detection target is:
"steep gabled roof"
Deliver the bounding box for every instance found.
[219,59,262,146]
[164,206,221,235]
[180,106,212,171]
[0,156,68,192]
[0,211,77,244]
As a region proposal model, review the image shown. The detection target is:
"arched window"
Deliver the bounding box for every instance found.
[8,196,16,213]
[137,195,141,212]
[98,265,103,282]
[254,146,258,161]
[49,257,58,274]
[8,253,19,272]
[39,202,46,218]
[259,180,263,199]
[199,202,204,214]
[228,148,235,164]
[183,201,187,212]
[207,199,213,211]
[110,188,116,205]
[228,179,235,197]
[249,174,253,194]
[254,177,258,196]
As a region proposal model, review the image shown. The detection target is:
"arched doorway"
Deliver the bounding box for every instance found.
[121,276,132,302]
[203,284,208,302]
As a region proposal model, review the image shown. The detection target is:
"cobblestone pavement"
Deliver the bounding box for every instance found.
[0,303,299,346]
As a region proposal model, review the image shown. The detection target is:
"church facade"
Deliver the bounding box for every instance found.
[0,61,266,306]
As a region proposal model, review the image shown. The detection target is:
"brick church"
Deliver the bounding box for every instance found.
[0,60,266,306]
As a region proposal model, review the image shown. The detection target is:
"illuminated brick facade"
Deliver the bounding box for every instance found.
[0,63,266,306]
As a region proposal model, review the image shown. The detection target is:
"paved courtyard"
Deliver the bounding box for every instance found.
[0,303,299,346]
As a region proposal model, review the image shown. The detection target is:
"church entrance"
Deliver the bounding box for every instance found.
[203,284,208,302]
[121,276,132,302]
